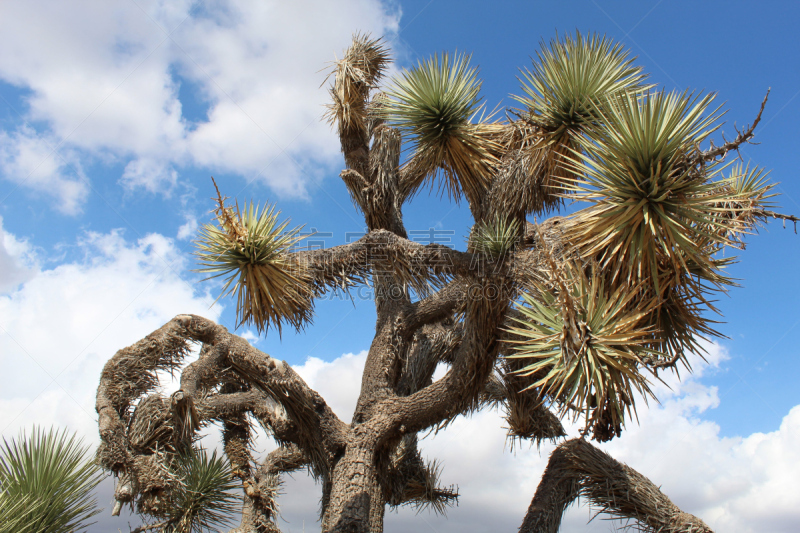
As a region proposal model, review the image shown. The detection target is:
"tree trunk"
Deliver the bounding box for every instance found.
[322,436,384,533]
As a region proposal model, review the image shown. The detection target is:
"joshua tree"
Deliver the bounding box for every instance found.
[96,33,795,532]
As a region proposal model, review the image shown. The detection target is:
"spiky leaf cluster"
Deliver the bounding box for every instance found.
[384,52,502,203]
[402,459,459,515]
[515,32,647,140]
[503,32,647,212]
[710,163,778,247]
[0,427,103,533]
[326,34,390,138]
[469,216,521,259]
[164,448,240,533]
[564,90,731,290]
[195,189,312,334]
[506,263,660,440]
[554,90,785,365]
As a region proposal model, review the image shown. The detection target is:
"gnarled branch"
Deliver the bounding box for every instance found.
[96,315,348,519]
[172,314,347,477]
[294,229,480,298]
[520,438,713,533]
[696,89,769,164]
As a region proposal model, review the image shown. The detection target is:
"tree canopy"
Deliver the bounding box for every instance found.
[94,32,792,533]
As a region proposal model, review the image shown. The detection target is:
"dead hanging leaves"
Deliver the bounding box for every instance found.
[506,258,661,440]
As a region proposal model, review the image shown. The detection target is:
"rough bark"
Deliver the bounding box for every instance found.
[520,439,713,533]
[227,445,308,533]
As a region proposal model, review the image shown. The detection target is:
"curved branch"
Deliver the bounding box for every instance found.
[360,268,516,446]
[518,442,579,533]
[173,315,347,477]
[229,444,309,533]
[96,319,192,471]
[397,322,462,397]
[96,314,349,520]
[405,280,467,332]
[520,438,713,533]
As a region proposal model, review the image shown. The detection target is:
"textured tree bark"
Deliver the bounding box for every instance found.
[520,439,714,533]
[518,445,579,533]
[322,436,384,533]
[227,445,308,533]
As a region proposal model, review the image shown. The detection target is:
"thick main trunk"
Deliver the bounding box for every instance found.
[322,435,385,533]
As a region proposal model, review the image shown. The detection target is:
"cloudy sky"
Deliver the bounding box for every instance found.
[1,1,799,532]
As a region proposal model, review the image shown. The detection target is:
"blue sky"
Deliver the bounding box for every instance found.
[1,1,799,532]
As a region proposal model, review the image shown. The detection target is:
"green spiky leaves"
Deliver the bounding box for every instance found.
[165,448,239,533]
[384,52,502,203]
[713,163,778,246]
[515,32,647,140]
[387,52,481,142]
[195,186,313,334]
[506,32,647,212]
[558,90,782,365]
[506,264,660,441]
[0,427,103,533]
[469,216,521,259]
[564,90,729,290]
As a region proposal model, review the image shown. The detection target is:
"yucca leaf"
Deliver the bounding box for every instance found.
[500,32,647,214]
[505,263,660,441]
[0,427,103,533]
[325,33,391,140]
[469,216,521,259]
[514,31,647,140]
[383,52,503,203]
[563,90,730,289]
[556,92,778,368]
[705,163,779,247]
[164,448,240,533]
[195,185,313,335]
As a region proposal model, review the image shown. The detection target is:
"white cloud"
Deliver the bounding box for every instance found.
[0,0,401,209]
[120,157,179,194]
[294,351,368,424]
[0,128,89,214]
[0,215,37,293]
[176,213,198,240]
[0,227,221,443]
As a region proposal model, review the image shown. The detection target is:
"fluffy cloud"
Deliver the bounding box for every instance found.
[0,0,401,208]
[120,157,179,194]
[0,215,37,293]
[0,128,89,214]
[294,351,369,424]
[0,226,221,443]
